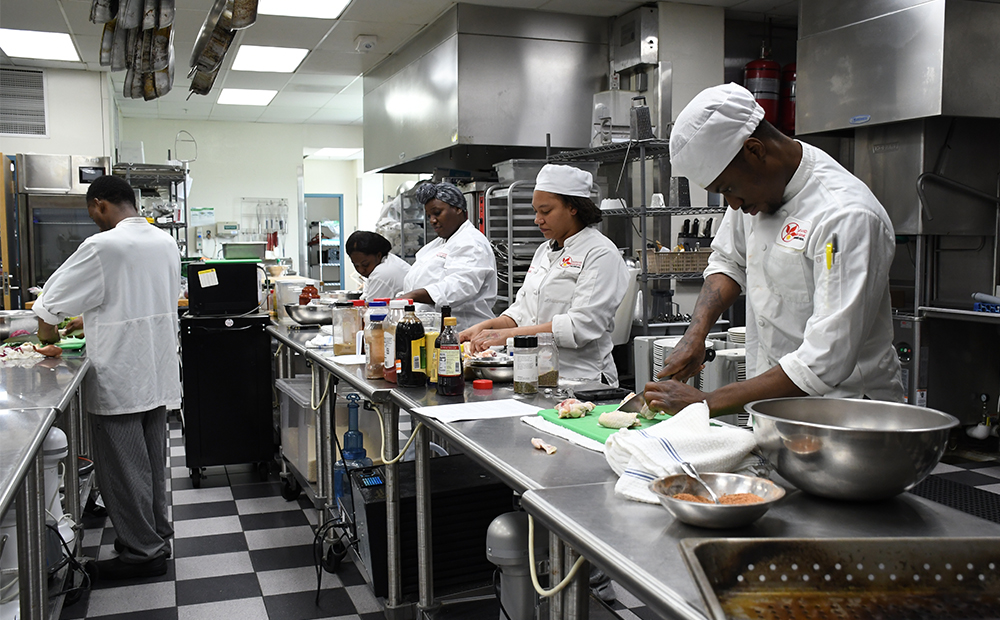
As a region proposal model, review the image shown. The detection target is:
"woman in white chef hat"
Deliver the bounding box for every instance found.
[398,181,498,331]
[461,164,630,386]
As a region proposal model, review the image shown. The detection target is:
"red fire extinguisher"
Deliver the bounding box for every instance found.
[779,63,796,136]
[743,45,780,126]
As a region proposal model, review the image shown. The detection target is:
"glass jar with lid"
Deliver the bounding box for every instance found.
[536,332,559,387]
[513,335,538,395]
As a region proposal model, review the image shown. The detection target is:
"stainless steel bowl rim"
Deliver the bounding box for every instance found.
[648,473,785,506]
[745,397,960,433]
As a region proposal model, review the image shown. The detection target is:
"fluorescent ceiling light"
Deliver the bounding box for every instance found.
[309,148,363,159]
[218,88,277,106]
[0,28,79,61]
[257,0,350,19]
[232,45,308,73]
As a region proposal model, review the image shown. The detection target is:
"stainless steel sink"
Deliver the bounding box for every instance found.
[680,537,1000,620]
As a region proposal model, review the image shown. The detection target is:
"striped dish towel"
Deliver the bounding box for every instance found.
[604,401,768,504]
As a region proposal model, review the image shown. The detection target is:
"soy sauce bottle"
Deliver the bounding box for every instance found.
[429,305,451,386]
[436,317,464,396]
[395,305,426,388]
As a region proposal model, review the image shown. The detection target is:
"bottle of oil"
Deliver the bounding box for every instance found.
[382,299,407,383]
[395,305,426,388]
[437,317,464,396]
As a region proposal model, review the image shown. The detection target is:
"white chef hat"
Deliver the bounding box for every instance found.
[535,164,592,198]
[669,83,765,189]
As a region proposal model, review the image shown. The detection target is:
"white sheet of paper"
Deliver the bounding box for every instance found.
[413,399,542,424]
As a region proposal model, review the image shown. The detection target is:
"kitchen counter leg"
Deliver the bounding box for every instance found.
[562,546,589,620]
[16,452,46,620]
[381,402,411,620]
[63,392,81,537]
[415,421,437,614]
[549,533,564,620]
[320,367,337,516]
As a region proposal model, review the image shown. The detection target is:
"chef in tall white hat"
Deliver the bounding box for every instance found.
[461,164,630,386]
[645,83,902,414]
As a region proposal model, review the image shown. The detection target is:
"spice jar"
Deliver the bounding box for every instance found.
[332,301,360,356]
[513,335,538,395]
[537,332,559,387]
[364,312,386,379]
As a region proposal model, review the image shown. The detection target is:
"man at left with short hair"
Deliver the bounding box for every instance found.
[34,174,181,580]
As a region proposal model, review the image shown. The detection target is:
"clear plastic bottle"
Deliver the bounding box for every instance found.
[395,305,426,388]
[332,301,358,356]
[437,317,464,396]
[537,332,559,387]
[513,335,538,395]
[364,312,386,380]
[383,299,408,383]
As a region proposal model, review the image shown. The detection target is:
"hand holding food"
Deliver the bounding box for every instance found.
[643,380,707,415]
[466,328,510,354]
[62,316,85,337]
[598,409,640,429]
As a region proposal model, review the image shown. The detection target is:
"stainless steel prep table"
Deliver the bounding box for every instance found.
[521,480,1000,620]
[0,355,91,620]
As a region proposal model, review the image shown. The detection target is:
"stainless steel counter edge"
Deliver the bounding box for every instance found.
[520,485,709,620]
[404,411,539,493]
[0,407,59,518]
[55,357,91,412]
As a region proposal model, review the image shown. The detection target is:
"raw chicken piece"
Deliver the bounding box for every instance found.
[531,437,557,455]
[598,409,640,429]
[555,398,596,419]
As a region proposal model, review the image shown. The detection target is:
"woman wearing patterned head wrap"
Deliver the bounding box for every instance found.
[398,181,498,330]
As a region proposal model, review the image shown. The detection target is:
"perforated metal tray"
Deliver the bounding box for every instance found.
[681,537,1000,620]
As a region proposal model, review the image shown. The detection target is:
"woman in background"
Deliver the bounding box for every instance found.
[398,182,497,330]
[346,231,410,302]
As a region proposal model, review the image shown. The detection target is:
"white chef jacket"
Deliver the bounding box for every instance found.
[363,253,410,302]
[502,226,629,385]
[34,218,182,415]
[402,220,497,331]
[704,142,903,401]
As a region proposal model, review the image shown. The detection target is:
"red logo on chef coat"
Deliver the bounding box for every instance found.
[782,223,806,243]
[776,216,811,251]
[559,256,582,268]
[435,251,448,259]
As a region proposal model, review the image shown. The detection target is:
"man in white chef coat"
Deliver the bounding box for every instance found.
[34,175,181,580]
[645,83,903,415]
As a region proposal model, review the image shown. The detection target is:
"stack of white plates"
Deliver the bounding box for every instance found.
[728,326,746,345]
[652,337,715,386]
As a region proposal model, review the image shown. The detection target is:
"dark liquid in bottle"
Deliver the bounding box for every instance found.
[436,318,464,396]
[395,313,426,388]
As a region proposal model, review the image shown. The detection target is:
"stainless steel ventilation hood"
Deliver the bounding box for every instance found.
[797,0,1000,135]
[363,4,608,174]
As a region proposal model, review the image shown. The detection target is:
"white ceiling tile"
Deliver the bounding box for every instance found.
[73,34,102,64]
[307,108,363,123]
[537,0,644,17]
[154,100,214,119]
[314,20,422,55]
[270,89,335,107]
[342,0,452,25]
[4,0,70,32]
[296,49,372,76]
[286,72,358,89]
[217,71,292,90]
[234,14,335,48]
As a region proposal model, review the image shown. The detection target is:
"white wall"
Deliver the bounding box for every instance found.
[658,2,725,316]
[1,69,112,158]
[120,118,362,274]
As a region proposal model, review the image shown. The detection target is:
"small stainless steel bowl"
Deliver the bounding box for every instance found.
[284,303,332,326]
[469,365,514,383]
[746,397,959,501]
[648,473,785,529]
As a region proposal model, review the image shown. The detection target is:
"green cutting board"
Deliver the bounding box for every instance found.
[536,405,672,444]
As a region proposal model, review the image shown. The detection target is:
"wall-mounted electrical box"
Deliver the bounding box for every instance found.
[216,221,239,237]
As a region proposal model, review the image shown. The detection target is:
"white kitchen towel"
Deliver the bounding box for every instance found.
[605,401,768,504]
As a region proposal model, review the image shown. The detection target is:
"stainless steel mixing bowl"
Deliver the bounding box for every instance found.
[648,473,785,529]
[746,397,959,501]
[284,303,332,325]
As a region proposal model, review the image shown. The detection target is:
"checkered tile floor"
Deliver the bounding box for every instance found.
[59,415,1000,620]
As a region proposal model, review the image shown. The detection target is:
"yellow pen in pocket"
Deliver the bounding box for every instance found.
[825,242,833,270]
